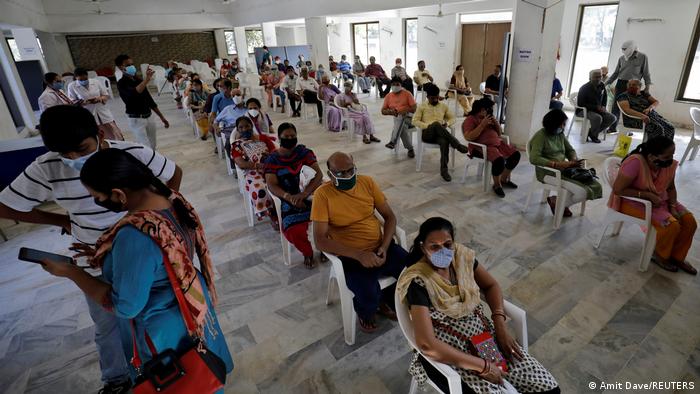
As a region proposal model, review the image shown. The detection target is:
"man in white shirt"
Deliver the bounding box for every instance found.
[68,68,124,141]
[0,105,183,394]
[295,67,323,122]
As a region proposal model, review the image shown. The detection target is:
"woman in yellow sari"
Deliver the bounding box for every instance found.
[396,217,560,394]
[448,65,475,116]
[611,136,696,274]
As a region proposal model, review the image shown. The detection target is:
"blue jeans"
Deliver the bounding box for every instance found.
[273,87,286,106]
[85,276,130,384]
[339,240,408,321]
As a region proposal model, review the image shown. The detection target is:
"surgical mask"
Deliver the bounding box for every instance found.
[240,130,253,139]
[390,86,402,93]
[78,79,89,87]
[622,47,635,60]
[653,159,673,168]
[427,247,454,268]
[94,195,124,213]
[51,81,64,90]
[60,142,99,171]
[247,109,259,118]
[280,137,297,149]
[344,86,352,92]
[124,65,137,76]
[396,63,402,67]
[555,127,565,135]
[332,170,357,191]
[233,95,242,105]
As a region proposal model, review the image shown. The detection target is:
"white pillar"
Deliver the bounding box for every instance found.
[213,29,229,60]
[262,22,278,46]
[0,35,37,130]
[35,31,75,74]
[305,17,329,69]
[504,0,566,147]
[233,27,250,69]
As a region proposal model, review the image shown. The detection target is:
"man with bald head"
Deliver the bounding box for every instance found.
[311,152,407,333]
[577,69,616,143]
[605,40,652,133]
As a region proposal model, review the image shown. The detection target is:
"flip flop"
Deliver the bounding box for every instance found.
[358,316,378,333]
[378,303,397,321]
[303,256,316,270]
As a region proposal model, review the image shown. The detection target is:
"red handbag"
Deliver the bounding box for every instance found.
[130,254,226,394]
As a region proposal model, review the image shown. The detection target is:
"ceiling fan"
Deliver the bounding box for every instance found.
[417,1,456,18]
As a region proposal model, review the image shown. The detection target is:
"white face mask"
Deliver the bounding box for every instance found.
[622,46,635,60]
[390,86,402,93]
[232,95,242,105]
[248,109,259,117]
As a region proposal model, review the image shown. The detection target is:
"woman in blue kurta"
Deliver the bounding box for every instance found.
[42,149,233,392]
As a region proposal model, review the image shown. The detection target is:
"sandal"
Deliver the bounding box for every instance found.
[319,252,329,263]
[358,315,378,333]
[673,259,697,275]
[653,256,679,272]
[378,303,397,321]
[303,256,316,269]
[369,136,381,143]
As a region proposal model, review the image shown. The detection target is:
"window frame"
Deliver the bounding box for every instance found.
[244,28,264,55]
[567,2,619,95]
[351,21,380,64]
[677,9,700,103]
[224,30,237,55]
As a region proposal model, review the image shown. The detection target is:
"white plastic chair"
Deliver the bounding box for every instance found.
[680,107,700,166]
[522,141,586,230]
[461,135,510,192]
[369,76,381,98]
[416,125,456,172]
[325,212,407,346]
[396,288,527,394]
[616,101,647,143]
[479,82,486,95]
[237,73,264,100]
[95,76,112,98]
[566,92,589,144]
[87,70,98,79]
[300,90,319,121]
[593,157,656,271]
[392,115,417,155]
[334,95,368,142]
[114,67,123,82]
[235,165,256,227]
[62,75,74,85]
[444,81,460,117]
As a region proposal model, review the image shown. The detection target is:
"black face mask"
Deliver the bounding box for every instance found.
[653,159,673,168]
[280,137,297,149]
[94,196,124,213]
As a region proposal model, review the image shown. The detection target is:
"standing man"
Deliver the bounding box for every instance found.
[261,46,272,68]
[68,67,124,141]
[115,54,169,149]
[605,40,652,133]
[382,77,416,158]
[391,58,414,94]
[412,84,469,182]
[577,69,616,143]
[296,67,323,122]
[312,152,408,333]
[0,105,182,394]
[365,56,392,98]
[412,60,434,93]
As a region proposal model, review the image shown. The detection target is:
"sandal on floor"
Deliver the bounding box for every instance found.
[378,303,397,321]
[363,137,371,144]
[303,256,316,269]
[358,315,378,333]
[673,259,697,275]
[546,196,557,215]
[563,207,573,217]
[369,136,381,143]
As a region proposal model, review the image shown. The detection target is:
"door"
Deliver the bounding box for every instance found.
[460,22,511,88]
[482,23,511,83]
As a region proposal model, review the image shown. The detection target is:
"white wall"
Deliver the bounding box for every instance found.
[35,31,75,74]
[0,0,49,31]
[378,18,403,69]
[293,27,307,45]
[262,22,277,46]
[275,27,296,47]
[417,15,461,90]
[327,19,353,61]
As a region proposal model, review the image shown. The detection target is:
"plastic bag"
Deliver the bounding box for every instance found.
[613,133,633,158]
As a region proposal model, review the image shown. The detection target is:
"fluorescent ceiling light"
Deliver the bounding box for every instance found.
[460,11,512,24]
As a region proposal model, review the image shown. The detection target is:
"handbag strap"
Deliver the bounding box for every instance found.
[129,319,159,369]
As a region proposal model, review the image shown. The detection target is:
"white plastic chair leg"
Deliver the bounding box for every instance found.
[553,191,568,229]
[522,177,537,213]
[481,162,490,192]
[612,221,624,236]
[326,272,337,305]
[580,200,587,216]
[593,222,609,249]
[408,378,418,394]
[639,227,656,272]
[245,201,255,227]
[340,289,357,346]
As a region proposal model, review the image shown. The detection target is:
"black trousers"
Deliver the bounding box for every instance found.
[610,79,628,131]
[401,77,415,96]
[421,123,463,171]
[374,77,392,97]
[286,88,302,114]
[471,150,521,176]
[302,90,323,118]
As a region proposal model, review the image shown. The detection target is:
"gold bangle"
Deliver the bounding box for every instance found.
[492,312,507,321]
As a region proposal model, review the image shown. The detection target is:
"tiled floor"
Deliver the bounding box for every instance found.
[1,88,699,394]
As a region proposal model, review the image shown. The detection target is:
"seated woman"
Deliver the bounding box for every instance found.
[265,123,324,269]
[462,97,520,197]
[231,116,278,229]
[528,109,602,217]
[397,217,560,394]
[42,149,233,390]
[611,137,697,274]
[220,58,232,78]
[263,65,286,112]
[448,65,475,115]
[353,55,372,93]
[189,79,210,140]
[318,75,342,132]
[245,98,273,135]
[337,81,380,144]
[616,79,674,140]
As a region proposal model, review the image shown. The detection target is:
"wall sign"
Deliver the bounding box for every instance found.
[516,48,533,62]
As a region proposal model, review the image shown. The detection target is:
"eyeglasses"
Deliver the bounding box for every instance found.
[421,241,454,253]
[330,166,356,179]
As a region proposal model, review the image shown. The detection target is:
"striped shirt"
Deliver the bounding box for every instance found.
[0,140,176,245]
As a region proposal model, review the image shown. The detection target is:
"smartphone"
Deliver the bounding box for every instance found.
[18,247,74,265]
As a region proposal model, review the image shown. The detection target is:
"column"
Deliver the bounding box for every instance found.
[11,28,47,72]
[233,27,250,70]
[213,29,229,60]
[35,31,75,74]
[504,0,566,147]
[261,22,278,47]
[304,17,329,69]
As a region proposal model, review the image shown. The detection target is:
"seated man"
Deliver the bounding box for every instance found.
[391,58,414,94]
[616,79,674,140]
[412,60,434,92]
[338,55,355,82]
[550,74,564,110]
[352,55,371,94]
[214,88,247,166]
[295,67,323,122]
[382,77,417,158]
[365,56,392,98]
[577,69,616,143]
[312,152,408,332]
[412,84,468,182]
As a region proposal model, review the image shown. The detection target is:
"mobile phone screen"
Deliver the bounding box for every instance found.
[18,247,74,265]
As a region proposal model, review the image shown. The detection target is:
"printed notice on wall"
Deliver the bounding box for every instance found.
[516,48,533,62]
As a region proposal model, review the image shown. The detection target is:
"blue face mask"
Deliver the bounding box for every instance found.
[427,247,454,268]
[52,81,64,90]
[124,65,137,76]
[78,79,89,87]
[60,141,99,171]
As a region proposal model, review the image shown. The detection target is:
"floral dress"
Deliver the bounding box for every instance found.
[231,135,276,216]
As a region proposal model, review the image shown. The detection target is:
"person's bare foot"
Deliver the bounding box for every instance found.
[358,315,378,333]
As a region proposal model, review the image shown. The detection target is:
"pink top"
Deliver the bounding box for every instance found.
[462,115,517,162]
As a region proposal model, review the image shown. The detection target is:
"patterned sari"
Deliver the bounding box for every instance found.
[232,134,276,216]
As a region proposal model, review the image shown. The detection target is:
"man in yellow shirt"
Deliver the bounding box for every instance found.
[412,84,468,181]
[412,60,434,92]
[311,152,407,332]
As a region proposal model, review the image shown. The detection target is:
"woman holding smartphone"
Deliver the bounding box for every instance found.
[528,109,602,217]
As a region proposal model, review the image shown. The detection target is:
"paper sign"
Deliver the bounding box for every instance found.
[516,48,533,62]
